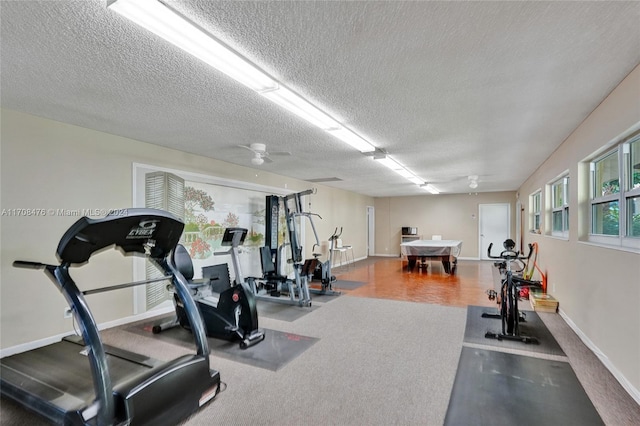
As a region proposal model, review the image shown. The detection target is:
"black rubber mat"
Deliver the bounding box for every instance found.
[464,305,565,356]
[309,292,341,304]
[126,322,318,371]
[307,280,365,303]
[445,347,603,426]
[256,300,319,321]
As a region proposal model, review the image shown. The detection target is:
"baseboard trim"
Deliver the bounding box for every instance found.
[558,308,640,405]
[0,306,173,358]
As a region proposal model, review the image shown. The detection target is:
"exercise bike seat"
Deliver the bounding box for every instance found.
[173,244,229,291]
[173,244,195,281]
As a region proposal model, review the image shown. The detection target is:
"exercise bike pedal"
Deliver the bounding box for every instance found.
[519,335,538,344]
[484,331,501,340]
[239,329,266,349]
[485,289,497,301]
[481,312,501,319]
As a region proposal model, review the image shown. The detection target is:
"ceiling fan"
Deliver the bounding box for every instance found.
[238,143,291,165]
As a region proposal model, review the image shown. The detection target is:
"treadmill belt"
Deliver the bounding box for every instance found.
[1,339,157,413]
[444,347,604,426]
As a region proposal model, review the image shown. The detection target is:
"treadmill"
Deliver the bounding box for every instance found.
[1,209,221,425]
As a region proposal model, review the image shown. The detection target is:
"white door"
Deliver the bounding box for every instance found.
[367,206,375,256]
[479,203,510,260]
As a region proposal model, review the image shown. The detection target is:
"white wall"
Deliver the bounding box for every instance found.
[517,65,640,399]
[374,192,517,258]
[0,109,373,349]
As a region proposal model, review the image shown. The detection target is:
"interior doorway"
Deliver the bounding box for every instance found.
[479,203,510,260]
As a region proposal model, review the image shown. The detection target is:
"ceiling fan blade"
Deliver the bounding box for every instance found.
[268,151,292,156]
[238,144,258,154]
[262,156,274,163]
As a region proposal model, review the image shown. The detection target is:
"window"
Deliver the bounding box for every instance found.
[589,130,640,248]
[591,151,619,236]
[626,136,640,237]
[530,191,541,233]
[551,175,569,238]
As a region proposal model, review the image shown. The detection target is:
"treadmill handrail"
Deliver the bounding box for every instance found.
[45,264,114,426]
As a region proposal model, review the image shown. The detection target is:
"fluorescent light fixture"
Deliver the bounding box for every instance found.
[375,155,427,183]
[327,127,376,153]
[108,0,277,92]
[108,0,379,154]
[261,86,341,130]
[393,168,414,178]
[421,184,440,194]
[374,156,402,170]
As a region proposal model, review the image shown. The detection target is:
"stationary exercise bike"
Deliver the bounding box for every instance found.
[154,227,265,349]
[484,239,543,344]
[312,227,342,295]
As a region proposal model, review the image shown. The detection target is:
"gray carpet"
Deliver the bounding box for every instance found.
[184,296,466,426]
[464,305,566,357]
[124,321,318,371]
[2,296,639,425]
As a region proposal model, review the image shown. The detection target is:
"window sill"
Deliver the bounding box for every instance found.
[578,240,640,254]
[547,234,569,241]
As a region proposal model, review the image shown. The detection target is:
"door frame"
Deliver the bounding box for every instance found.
[367,206,375,256]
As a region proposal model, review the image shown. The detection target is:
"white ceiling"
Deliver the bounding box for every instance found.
[2,1,639,197]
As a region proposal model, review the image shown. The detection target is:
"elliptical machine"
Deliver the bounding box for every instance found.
[154,227,265,349]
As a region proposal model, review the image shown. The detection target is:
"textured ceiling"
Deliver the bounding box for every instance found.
[1,1,639,197]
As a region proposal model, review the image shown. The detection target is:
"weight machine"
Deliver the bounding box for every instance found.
[249,189,323,306]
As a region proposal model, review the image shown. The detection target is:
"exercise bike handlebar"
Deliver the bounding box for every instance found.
[303,212,321,250]
[13,260,50,269]
[329,227,342,241]
[487,243,534,261]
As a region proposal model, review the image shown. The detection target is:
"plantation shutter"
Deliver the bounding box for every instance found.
[145,171,185,310]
